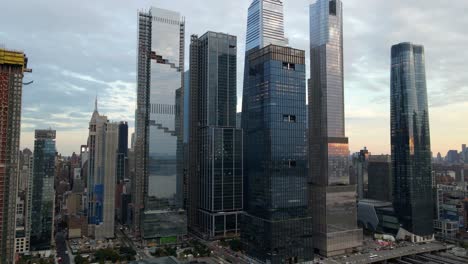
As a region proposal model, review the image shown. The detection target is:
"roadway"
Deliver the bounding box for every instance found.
[324,242,447,264]
[55,231,71,264]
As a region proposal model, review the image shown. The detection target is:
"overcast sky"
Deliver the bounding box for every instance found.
[2,0,468,156]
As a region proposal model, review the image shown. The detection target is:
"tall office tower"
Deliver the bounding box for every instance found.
[352,147,369,199]
[246,0,287,52]
[0,49,30,264]
[309,0,362,256]
[87,100,117,239]
[367,155,392,202]
[242,45,314,263]
[116,122,128,223]
[182,70,190,210]
[103,123,118,238]
[30,129,56,251]
[135,7,187,241]
[391,42,433,240]
[117,122,128,182]
[188,32,243,239]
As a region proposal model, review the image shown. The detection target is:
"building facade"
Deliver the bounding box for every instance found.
[309,0,362,256]
[30,129,56,251]
[352,148,369,199]
[241,45,314,263]
[245,0,287,52]
[135,7,187,241]
[87,101,118,239]
[391,42,434,238]
[0,48,30,264]
[367,155,392,202]
[189,32,243,239]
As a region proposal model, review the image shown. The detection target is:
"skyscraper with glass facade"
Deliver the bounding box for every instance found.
[135,7,187,241]
[117,122,128,183]
[241,45,314,263]
[391,42,434,239]
[309,0,362,256]
[30,129,56,251]
[188,32,243,239]
[246,0,287,52]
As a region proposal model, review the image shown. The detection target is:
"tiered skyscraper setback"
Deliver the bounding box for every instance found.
[309,0,362,256]
[135,7,187,242]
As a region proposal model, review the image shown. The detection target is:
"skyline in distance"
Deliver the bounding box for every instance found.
[2,0,467,156]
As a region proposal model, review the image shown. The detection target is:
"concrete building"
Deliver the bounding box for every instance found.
[0,48,30,264]
[87,100,118,239]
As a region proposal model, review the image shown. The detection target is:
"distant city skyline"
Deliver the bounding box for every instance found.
[2,0,468,155]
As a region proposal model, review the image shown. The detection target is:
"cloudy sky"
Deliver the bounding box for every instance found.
[2,0,468,156]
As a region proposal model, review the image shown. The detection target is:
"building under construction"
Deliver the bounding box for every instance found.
[0,48,31,264]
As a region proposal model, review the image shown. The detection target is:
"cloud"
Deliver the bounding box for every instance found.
[0,0,465,155]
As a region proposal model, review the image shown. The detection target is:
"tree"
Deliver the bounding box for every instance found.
[229,239,242,252]
[75,255,90,264]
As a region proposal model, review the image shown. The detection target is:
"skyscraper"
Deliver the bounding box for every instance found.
[242,45,314,263]
[245,0,287,52]
[116,122,128,224]
[0,48,30,264]
[352,147,369,199]
[188,32,243,239]
[309,0,362,256]
[117,122,128,183]
[367,155,392,202]
[30,129,56,251]
[135,7,187,241]
[391,42,433,240]
[87,100,117,239]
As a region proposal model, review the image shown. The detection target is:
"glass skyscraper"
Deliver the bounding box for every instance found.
[391,42,433,239]
[188,32,243,239]
[246,0,287,51]
[309,0,362,256]
[242,45,314,263]
[135,7,187,241]
[30,129,56,251]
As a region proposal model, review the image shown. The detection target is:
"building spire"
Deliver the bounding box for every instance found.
[94,95,98,112]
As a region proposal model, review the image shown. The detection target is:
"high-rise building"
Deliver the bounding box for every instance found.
[367,155,392,202]
[241,44,314,263]
[0,48,30,264]
[116,122,128,223]
[391,42,434,240]
[309,0,362,256]
[30,129,56,251]
[117,122,128,182]
[352,147,370,199]
[188,32,243,239]
[87,100,118,239]
[135,7,187,241]
[245,0,287,52]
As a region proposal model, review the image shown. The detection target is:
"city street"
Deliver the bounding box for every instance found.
[55,231,71,264]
